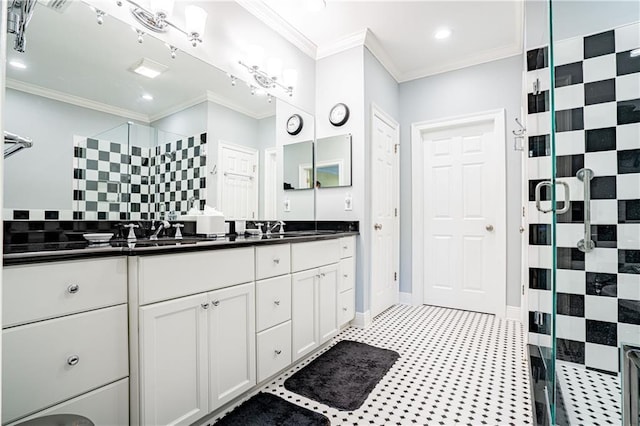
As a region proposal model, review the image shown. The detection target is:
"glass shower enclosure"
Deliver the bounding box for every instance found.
[527,1,640,424]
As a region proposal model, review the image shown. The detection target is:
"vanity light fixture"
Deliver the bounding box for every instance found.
[238,45,297,97]
[434,27,452,40]
[119,0,207,48]
[95,9,106,25]
[129,58,168,79]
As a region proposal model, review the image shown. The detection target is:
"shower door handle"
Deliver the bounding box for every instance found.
[577,168,595,253]
[535,181,570,214]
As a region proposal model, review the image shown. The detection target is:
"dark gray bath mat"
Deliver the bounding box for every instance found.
[284,340,400,411]
[215,392,329,425]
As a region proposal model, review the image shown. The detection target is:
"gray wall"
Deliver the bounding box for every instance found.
[4,89,135,211]
[398,54,524,307]
[526,0,640,48]
[151,102,208,139]
[257,115,276,219]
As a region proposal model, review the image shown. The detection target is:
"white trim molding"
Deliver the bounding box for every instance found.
[317,29,367,60]
[399,292,413,305]
[351,311,372,329]
[411,109,508,318]
[506,306,521,322]
[6,78,150,123]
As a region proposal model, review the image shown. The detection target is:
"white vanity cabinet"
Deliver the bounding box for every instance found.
[291,240,341,361]
[2,257,129,426]
[255,245,292,382]
[338,236,356,326]
[132,249,256,426]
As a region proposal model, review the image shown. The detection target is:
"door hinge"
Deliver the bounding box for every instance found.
[394,144,399,154]
[394,272,398,281]
[522,284,525,296]
[394,208,398,217]
[522,206,525,217]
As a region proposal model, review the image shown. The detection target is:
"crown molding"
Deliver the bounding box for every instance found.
[316,29,367,59]
[206,91,275,120]
[148,94,208,123]
[363,29,402,82]
[6,79,151,123]
[234,0,317,59]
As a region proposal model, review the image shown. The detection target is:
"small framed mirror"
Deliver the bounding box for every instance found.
[283,140,314,190]
[315,134,352,188]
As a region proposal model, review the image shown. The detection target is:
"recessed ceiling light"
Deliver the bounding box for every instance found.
[142,94,154,101]
[435,28,452,40]
[9,60,27,69]
[129,58,168,79]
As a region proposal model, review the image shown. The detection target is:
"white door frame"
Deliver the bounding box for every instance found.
[370,103,400,318]
[217,140,259,219]
[410,109,507,317]
[263,147,277,220]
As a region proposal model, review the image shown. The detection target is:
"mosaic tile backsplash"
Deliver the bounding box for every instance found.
[72,133,207,221]
[526,22,640,374]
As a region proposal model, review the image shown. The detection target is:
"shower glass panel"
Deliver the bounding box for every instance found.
[74,122,190,220]
[548,1,640,424]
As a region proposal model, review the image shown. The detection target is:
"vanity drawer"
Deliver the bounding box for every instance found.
[256,275,292,332]
[255,244,291,280]
[338,257,355,293]
[3,257,127,328]
[137,247,254,304]
[338,289,355,327]
[291,239,340,272]
[6,379,129,426]
[340,236,355,259]
[256,321,292,382]
[2,305,129,424]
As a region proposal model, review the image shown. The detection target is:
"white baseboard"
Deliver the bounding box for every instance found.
[351,310,372,329]
[399,292,413,305]
[506,305,521,321]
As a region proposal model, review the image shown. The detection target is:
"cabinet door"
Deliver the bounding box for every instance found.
[292,269,319,361]
[140,294,209,426]
[318,263,339,343]
[208,283,256,412]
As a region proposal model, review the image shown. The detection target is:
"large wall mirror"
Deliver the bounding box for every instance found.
[3,0,312,221]
[315,134,352,188]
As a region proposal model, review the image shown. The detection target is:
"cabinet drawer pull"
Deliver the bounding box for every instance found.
[201,303,210,310]
[274,300,280,306]
[67,355,80,366]
[343,274,349,278]
[343,307,348,311]
[212,300,220,307]
[274,349,282,355]
[67,284,80,294]
[273,258,280,264]
[343,245,348,249]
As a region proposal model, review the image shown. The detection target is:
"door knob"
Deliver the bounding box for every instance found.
[486,224,494,232]
[374,223,382,230]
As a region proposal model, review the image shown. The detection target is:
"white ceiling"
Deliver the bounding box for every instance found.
[238,0,524,82]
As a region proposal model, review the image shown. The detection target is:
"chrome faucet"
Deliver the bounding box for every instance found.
[267,220,286,236]
[150,220,170,240]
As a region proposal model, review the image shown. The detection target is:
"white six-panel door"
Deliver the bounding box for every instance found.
[217,142,258,220]
[412,110,506,316]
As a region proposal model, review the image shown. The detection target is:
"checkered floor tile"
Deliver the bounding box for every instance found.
[557,361,621,425]
[206,305,533,425]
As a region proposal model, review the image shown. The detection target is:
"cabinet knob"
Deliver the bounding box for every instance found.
[320,272,326,277]
[212,300,220,307]
[273,258,280,264]
[274,300,280,306]
[274,349,282,355]
[343,245,348,250]
[343,307,348,311]
[343,274,348,278]
[67,284,80,294]
[67,355,80,366]
[201,303,210,310]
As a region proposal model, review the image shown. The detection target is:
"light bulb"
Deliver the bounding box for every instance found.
[434,27,452,40]
[185,5,207,37]
[267,57,283,78]
[247,45,264,68]
[137,30,145,43]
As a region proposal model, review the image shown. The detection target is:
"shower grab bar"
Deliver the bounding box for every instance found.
[576,168,595,253]
[534,180,570,214]
[4,131,33,159]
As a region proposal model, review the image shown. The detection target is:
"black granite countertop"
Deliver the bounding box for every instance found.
[3,231,359,266]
